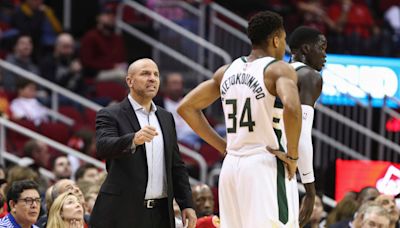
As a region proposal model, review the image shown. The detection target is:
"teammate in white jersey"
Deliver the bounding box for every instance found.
[271,26,327,227]
[178,11,302,228]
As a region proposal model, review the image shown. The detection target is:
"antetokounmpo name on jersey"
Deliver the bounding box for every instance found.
[221,73,266,99]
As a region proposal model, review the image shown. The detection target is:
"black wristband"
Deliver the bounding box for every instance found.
[286,155,298,161]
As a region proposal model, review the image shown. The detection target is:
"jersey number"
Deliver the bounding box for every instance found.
[226,98,255,133]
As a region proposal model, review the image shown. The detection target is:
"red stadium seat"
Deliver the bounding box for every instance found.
[211,186,219,214]
[95,81,128,102]
[199,144,223,166]
[59,106,84,130]
[84,108,97,130]
[7,119,37,155]
[39,122,71,144]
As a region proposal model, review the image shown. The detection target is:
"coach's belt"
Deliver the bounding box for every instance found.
[144,198,167,209]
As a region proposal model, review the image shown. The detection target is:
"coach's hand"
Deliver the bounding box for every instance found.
[182,208,197,228]
[133,126,158,145]
[267,146,297,180]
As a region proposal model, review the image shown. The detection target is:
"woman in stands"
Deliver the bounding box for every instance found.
[47,192,85,228]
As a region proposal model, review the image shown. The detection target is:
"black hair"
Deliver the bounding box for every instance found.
[357,186,378,202]
[23,139,39,157]
[74,163,97,181]
[16,78,35,91]
[51,155,68,170]
[288,26,322,51]
[6,180,39,212]
[12,34,32,49]
[247,11,284,46]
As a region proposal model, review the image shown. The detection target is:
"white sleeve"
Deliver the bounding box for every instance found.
[10,100,25,119]
[298,105,315,184]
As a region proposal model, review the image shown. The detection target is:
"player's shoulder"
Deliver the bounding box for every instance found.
[213,64,231,84]
[266,60,293,70]
[297,66,322,86]
[264,60,296,78]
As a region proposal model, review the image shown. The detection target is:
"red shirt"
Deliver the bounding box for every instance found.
[328,2,375,38]
[0,203,8,218]
[196,215,220,228]
[80,29,126,71]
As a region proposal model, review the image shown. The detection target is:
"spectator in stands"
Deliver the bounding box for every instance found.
[3,35,39,92]
[0,191,6,218]
[44,185,53,213]
[296,0,336,34]
[80,7,126,81]
[81,184,98,215]
[5,165,39,194]
[351,202,390,228]
[10,79,48,126]
[23,139,51,170]
[155,72,202,149]
[327,195,358,227]
[40,33,83,94]
[0,180,41,227]
[11,0,62,57]
[47,192,84,228]
[192,184,220,228]
[357,186,380,205]
[67,129,96,174]
[0,1,19,58]
[51,179,85,214]
[192,184,214,218]
[0,165,6,198]
[37,179,86,228]
[0,86,11,118]
[382,3,400,56]
[74,164,99,184]
[375,194,400,228]
[327,0,380,55]
[52,155,72,181]
[302,193,326,228]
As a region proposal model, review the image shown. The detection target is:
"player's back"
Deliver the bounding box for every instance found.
[220,56,279,156]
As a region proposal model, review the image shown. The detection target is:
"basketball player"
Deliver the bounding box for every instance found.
[270,26,327,227]
[177,11,302,228]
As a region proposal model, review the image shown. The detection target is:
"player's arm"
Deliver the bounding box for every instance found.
[265,61,302,160]
[297,68,322,184]
[296,68,322,227]
[177,65,228,154]
[265,61,302,179]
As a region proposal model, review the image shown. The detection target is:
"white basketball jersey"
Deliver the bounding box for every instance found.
[273,61,308,152]
[221,56,279,156]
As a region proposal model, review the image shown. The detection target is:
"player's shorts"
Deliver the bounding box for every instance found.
[219,152,299,228]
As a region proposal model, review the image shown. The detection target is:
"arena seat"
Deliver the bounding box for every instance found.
[39,122,71,144]
[95,81,128,102]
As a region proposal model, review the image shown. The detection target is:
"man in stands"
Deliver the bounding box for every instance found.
[80,7,127,81]
[352,202,390,228]
[23,139,51,170]
[375,194,400,228]
[192,184,220,228]
[52,155,72,181]
[74,164,99,184]
[155,72,202,149]
[3,35,39,92]
[40,33,83,94]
